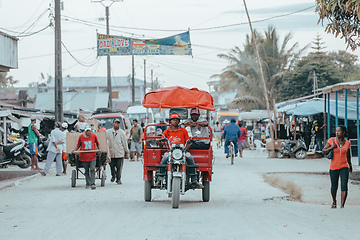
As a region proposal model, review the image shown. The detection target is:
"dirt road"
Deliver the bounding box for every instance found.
[1,147,359,239]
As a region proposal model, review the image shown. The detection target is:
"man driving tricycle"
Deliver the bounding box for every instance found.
[142,86,214,209]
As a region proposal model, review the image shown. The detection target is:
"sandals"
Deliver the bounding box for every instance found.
[331,202,337,209]
[192,181,204,189]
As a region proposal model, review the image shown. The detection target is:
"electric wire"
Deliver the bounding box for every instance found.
[62,5,314,33]
[61,41,100,67]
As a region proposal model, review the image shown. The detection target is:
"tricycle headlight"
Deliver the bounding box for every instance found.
[172,149,183,160]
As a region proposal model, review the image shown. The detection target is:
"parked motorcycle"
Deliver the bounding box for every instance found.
[0,139,31,169]
[277,138,307,159]
[24,134,49,162]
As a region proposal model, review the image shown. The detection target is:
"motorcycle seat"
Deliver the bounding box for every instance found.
[3,142,22,155]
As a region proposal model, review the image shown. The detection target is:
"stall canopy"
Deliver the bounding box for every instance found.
[286,99,359,120]
[142,86,215,110]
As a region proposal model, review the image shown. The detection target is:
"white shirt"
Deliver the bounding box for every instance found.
[47,128,65,154]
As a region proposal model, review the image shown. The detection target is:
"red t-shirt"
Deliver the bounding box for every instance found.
[77,134,99,162]
[239,127,247,141]
[328,138,351,170]
[162,127,189,145]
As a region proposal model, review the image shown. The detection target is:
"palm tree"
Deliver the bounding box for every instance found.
[214,26,308,111]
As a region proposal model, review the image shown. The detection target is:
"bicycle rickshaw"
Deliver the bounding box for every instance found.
[142,86,214,208]
[66,131,108,188]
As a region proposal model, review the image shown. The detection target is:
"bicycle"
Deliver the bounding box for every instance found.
[226,140,235,165]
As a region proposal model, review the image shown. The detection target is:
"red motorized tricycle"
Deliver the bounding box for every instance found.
[142,86,214,208]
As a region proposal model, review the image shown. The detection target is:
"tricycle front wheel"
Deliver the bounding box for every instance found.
[172,178,180,209]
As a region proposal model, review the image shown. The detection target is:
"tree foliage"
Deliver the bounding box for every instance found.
[316,0,360,50]
[214,26,307,111]
[278,35,359,101]
[0,72,18,88]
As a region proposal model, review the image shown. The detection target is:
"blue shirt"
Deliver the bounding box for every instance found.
[222,123,241,142]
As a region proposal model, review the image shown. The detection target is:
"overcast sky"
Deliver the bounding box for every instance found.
[1,0,359,91]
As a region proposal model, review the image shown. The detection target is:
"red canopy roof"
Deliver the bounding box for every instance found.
[142,86,215,111]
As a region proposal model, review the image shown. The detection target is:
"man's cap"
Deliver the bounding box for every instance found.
[190,108,199,115]
[223,119,230,124]
[231,118,236,123]
[313,120,318,124]
[169,113,181,120]
[84,124,92,131]
[113,118,121,123]
[159,118,164,122]
[62,122,68,128]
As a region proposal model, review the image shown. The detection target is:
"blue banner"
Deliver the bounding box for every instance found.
[97,32,192,56]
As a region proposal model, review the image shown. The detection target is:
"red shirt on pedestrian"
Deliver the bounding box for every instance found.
[76,133,99,162]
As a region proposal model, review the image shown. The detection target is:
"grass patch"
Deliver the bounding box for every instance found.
[263,174,303,202]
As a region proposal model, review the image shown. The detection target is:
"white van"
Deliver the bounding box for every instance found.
[127,105,155,124]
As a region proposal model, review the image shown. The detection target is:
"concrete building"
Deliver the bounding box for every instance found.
[0,31,18,72]
[207,80,237,110]
[46,76,150,111]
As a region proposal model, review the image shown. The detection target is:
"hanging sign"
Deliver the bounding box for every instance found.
[97,31,192,56]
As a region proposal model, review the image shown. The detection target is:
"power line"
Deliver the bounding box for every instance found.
[192,5,315,31]
[19,47,96,60]
[61,41,100,67]
[62,5,314,34]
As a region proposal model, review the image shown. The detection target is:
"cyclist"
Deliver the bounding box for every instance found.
[222,118,241,158]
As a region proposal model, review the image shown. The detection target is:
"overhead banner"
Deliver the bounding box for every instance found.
[97,31,192,56]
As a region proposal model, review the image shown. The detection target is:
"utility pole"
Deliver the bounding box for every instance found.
[243,0,275,156]
[143,59,146,96]
[151,69,154,90]
[106,5,112,110]
[92,1,123,110]
[55,0,63,122]
[132,54,135,104]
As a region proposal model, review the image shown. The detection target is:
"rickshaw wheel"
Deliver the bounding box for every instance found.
[144,180,152,202]
[202,181,210,202]
[71,170,76,188]
[171,178,180,209]
[100,170,106,187]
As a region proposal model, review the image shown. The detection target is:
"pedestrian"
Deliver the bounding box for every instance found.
[41,122,65,176]
[322,125,352,209]
[106,119,129,185]
[61,122,68,175]
[129,119,143,161]
[238,122,247,157]
[72,124,100,190]
[213,121,222,149]
[74,115,87,132]
[98,123,106,132]
[313,120,326,151]
[28,116,42,171]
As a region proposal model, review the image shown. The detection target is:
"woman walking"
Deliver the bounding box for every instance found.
[322,125,352,208]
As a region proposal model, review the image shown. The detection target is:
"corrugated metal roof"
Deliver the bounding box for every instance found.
[35,92,109,112]
[47,76,147,88]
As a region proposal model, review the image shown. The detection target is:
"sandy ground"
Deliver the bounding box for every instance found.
[0,145,360,240]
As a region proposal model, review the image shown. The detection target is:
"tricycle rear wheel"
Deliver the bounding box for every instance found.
[144,180,152,202]
[71,169,76,187]
[202,181,210,202]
